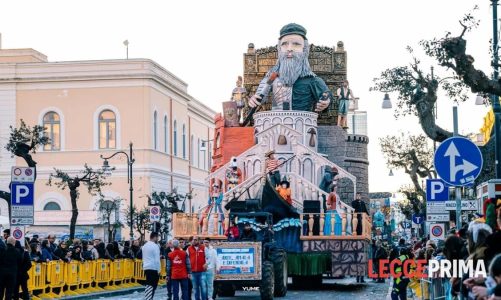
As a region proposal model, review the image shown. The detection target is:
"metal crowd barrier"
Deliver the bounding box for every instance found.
[25,259,159,299]
[409,277,448,300]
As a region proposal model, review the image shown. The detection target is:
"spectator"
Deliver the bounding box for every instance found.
[132,240,142,259]
[167,239,191,300]
[96,242,106,259]
[226,220,240,241]
[203,238,217,300]
[123,241,134,259]
[29,235,39,245]
[14,241,31,300]
[40,240,53,262]
[187,236,207,300]
[81,240,93,261]
[29,243,41,262]
[112,241,123,259]
[3,228,10,241]
[374,241,388,283]
[0,237,22,300]
[105,243,115,261]
[165,240,174,300]
[71,245,83,261]
[179,238,188,251]
[55,242,71,262]
[142,232,161,300]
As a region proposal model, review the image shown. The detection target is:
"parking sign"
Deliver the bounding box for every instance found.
[10,182,34,225]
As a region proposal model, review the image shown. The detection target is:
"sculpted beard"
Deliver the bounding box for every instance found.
[277,41,314,86]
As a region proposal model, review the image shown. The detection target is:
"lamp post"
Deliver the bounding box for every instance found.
[491,0,501,178]
[101,142,135,242]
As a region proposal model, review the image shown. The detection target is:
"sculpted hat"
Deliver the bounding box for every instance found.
[279,23,307,40]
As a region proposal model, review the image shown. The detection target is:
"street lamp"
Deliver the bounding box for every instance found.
[490,0,501,179]
[101,142,135,242]
[381,93,392,109]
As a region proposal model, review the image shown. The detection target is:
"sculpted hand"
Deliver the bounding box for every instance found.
[248,94,262,108]
[315,99,330,112]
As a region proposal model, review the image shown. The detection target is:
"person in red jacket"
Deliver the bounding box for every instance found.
[226,220,240,241]
[167,239,191,300]
[186,236,207,300]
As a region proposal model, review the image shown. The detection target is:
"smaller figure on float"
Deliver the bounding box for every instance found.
[225,156,242,191]
[201,182,225,234]
[231,76,247,124]
[323,185,342,236]
[264,150,281,188]
[336,79,356,129]
[276,176,292,205]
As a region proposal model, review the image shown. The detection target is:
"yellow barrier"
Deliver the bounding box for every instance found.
[159,259,167,285]
[27,258,167,299]
[78,260,96,293]
[39,261,65,298]
[63,261,80,296]
[133,259,145,281]
[28,262,47,300]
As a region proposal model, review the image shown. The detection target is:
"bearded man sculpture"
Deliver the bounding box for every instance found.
[248,23,331,112]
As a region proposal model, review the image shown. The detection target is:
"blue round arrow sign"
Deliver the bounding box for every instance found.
[434,137,483,186]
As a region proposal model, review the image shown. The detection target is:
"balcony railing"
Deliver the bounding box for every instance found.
[171,212,371,240]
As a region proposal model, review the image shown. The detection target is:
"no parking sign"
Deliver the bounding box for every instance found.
[149,206,160,222]
[429,223,445,241]
[12,226,25,246]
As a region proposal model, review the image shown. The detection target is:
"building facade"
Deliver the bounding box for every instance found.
[0,48,215,239]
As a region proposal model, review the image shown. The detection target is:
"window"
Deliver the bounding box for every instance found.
[43,112,61,151]
[197,138,200,168]
[173,120,178,156]
[43,202,61,211]
[164,116,168,153]
[182,124,186,159]
[153,111,158,150]
[99,110,116,149]
[191,135,194,165]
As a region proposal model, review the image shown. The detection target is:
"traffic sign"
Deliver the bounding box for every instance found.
[11,167,35,183]
[412,214,424,225]
[434,137,483,186]
[426,179,449,201]
[11,226,25,246]
[429,223,445,241]
[402,221,411,229]
[426,214,449,222]
[149,206,160,222]
[10,182,34,225]
[426,202,446,214]
[444,200,478,211]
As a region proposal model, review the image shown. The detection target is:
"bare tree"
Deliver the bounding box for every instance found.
[0,120,49,217]
[47,164,110,241]
[380,133,434,198]
[96,197,123,243]
[125,205,151,243]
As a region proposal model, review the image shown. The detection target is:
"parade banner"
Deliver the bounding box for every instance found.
[214,242,261,281]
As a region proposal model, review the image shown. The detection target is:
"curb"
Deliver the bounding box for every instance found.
[59,286,157,299]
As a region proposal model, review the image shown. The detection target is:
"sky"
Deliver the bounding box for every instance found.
[0,0,495,193]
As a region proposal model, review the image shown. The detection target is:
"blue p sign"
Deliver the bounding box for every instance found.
[11,182,34,206]
[426,179,449,202]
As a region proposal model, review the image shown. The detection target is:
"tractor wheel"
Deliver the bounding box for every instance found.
[260,261,275,300]
[218,283,236,297]
[270,249,287,297]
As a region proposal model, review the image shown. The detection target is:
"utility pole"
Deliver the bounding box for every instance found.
[492,0,501,178]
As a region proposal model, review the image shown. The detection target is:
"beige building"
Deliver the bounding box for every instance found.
[0,48,215,239]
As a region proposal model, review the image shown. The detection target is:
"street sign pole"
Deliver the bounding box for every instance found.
[453,107,462,229]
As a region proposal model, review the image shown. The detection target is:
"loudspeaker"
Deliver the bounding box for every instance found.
[303,200,321,213]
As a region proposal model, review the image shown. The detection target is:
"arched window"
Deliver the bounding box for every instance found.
[43,202,61,211]
[153,111,158,150]
[191,135,194,165]
[182,124,186,159]
[164,116,168,153]
[173,120,178,156]
[43,112,61,151]
[99,110,116,149]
